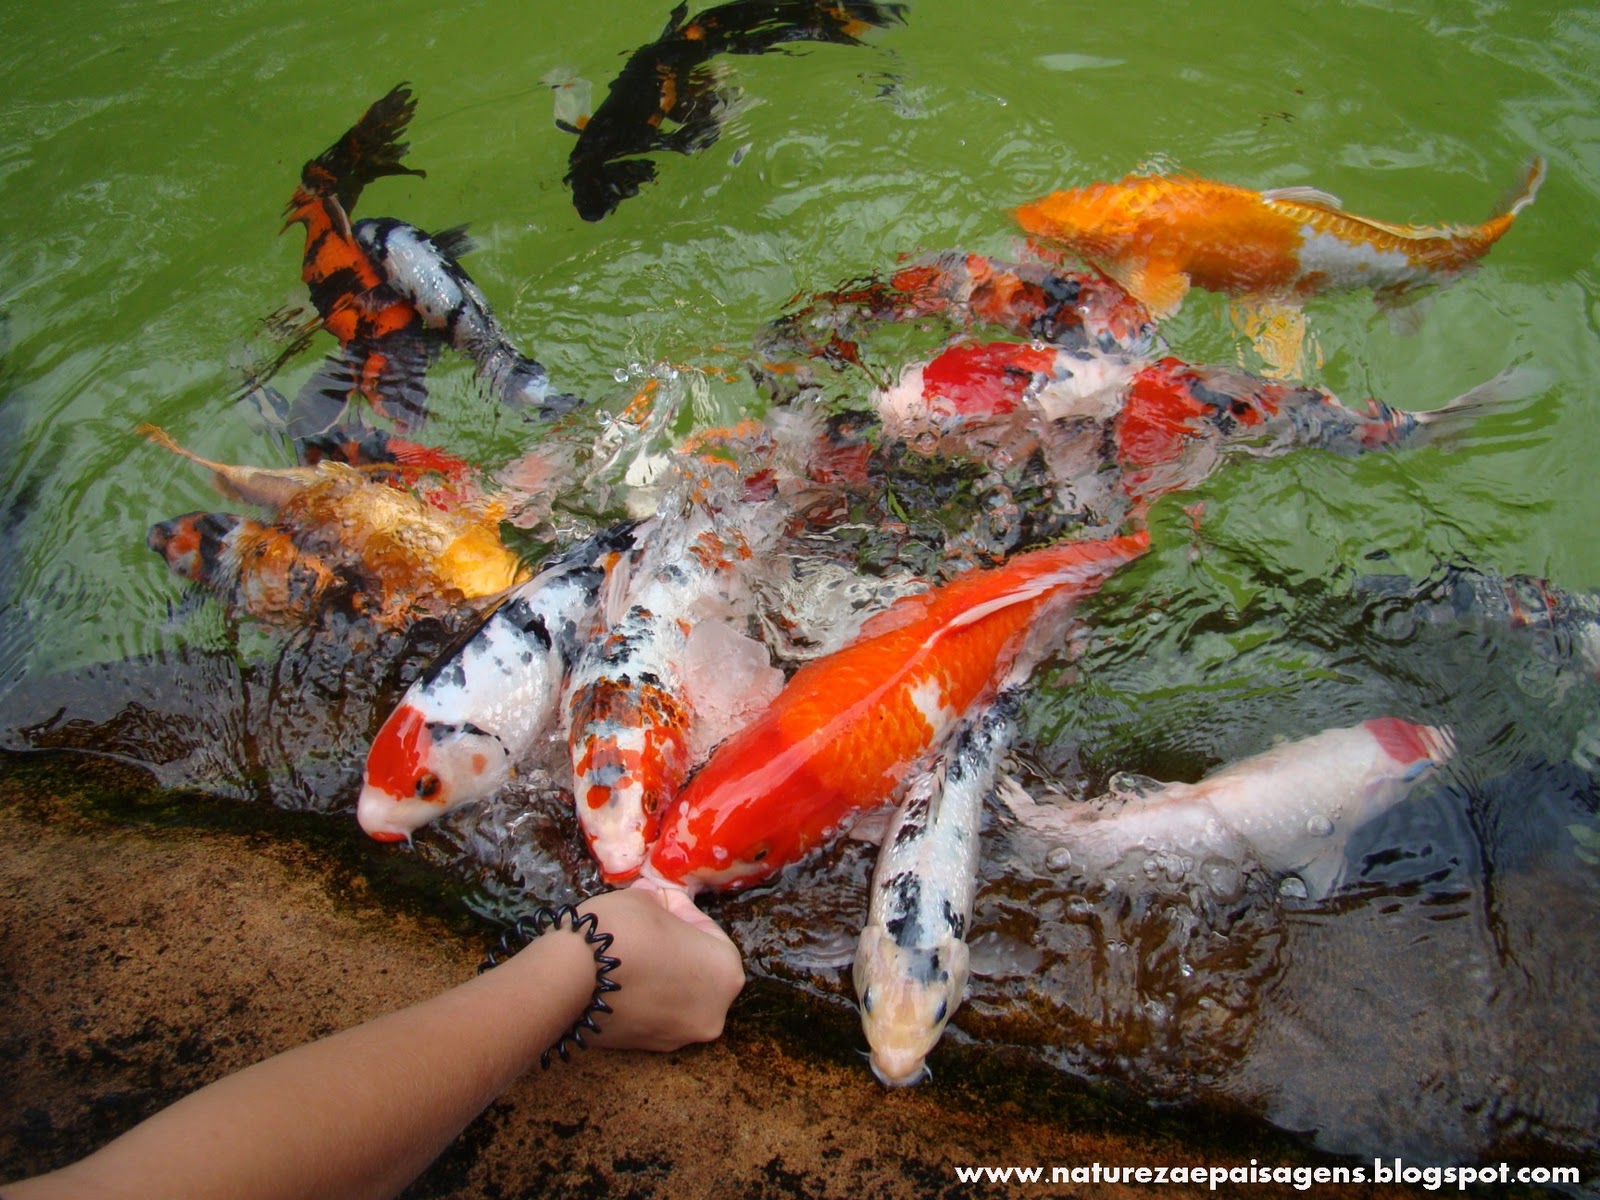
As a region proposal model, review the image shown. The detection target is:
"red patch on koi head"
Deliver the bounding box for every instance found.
[1117,359,1211,465]
[365,705,431,801]
[921,342,1055,418]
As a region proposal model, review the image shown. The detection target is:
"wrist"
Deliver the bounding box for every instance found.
[479,905,620,1068]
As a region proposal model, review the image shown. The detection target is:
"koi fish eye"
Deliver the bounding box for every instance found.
[643,793,659,815]
[933,999,948,1024]
[861,988,874,1014]
[415,771,442,799]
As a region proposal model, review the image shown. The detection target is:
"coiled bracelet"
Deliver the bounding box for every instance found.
[478,904,621,1069]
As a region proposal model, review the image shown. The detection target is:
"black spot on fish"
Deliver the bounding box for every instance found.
[943,900,965,939]
[892,815,927,847]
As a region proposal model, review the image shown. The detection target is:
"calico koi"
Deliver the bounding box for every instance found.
[566,503,783,883]
[357,521,644,842]
[281,85,572,433]
[146,511,354,626]
[643,531,1148,893]
[854,695,1017,1087]
[139,424,525,613]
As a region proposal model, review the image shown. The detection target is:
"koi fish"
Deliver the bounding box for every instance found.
[854,695,1016,1087]
[876,343,1537,526]
[1014,160,1545,373]
[280,83,429,429]
[357,522,643,842]
[562,0,906,220]
[1014,160,1545,317]
[139,424,526,614]
[281,85,572,433]
[353,218,582,419]
[643,531,1148,893]
[1009,718,1457,902]
[566,502,784,883]
[272,464,526,613]
[146,511,354,626]
[749,255,1151,404]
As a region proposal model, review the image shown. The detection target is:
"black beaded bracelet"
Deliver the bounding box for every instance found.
[478,904,621,1069]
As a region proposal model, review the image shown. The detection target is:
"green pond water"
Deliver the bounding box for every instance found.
[2,0,1599,1176]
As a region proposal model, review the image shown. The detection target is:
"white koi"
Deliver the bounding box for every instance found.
[1009,718,1456,902]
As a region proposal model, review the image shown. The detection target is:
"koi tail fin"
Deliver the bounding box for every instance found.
[136,423,213,470]
[1496,156,1547,220]
[1401,364,1553,447]
[297,83,427,215]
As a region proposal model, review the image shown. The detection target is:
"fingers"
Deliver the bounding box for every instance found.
[626,876,736,946]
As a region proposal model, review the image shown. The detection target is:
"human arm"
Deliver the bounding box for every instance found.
[4,884,744,1200]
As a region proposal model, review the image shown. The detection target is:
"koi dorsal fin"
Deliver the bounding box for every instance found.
[1260,184,1344,210]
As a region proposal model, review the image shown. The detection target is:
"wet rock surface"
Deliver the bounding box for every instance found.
[0,750,1518,1198]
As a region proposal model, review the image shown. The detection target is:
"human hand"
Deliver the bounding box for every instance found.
[564,883,745,1051]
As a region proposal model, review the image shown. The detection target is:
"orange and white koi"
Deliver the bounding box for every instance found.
[643,531,1148,894]
[854,693,1017,1087]
[357,521,643,842]
[1010,718,1456,902]
[565,504,783,883]
[1014,160,1546,319]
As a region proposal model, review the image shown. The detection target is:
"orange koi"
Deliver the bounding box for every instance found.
[1016,160,1544,374]
[1015,160,1545,317]
[643,531,1148,893]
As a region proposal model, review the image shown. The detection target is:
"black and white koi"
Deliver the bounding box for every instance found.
[853,695,1017,1088]
[356,520,643,843]
[354,218,582,419]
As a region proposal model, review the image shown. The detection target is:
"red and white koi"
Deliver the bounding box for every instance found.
[1009,718,1457,902]
[876,341,1537,526]
[854,694,1017,1087]
[642,531,1148,894]
[356,521,643,842]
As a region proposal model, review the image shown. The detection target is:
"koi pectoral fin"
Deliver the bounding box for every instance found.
[1229,297,1315,379]
[1118,260,1192,321]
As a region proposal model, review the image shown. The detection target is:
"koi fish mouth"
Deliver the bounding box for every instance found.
[868,1051,931,1088]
